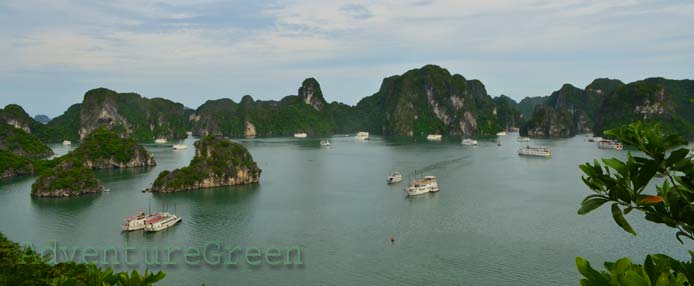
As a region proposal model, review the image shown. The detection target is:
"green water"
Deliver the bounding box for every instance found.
[0,134,688,285]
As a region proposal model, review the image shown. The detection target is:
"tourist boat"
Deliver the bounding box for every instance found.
[186,131,193,136]
[62,140,71,146]
[518,146,552,158]
[172,144,187,150]
[294,133,307,138]
[496,131,507,136]
[517,136,530,142]
[121,210,150,231]
[404,176,440,196]
[387,171,403,184]
[320,140,331,147]
[154,138,167,144]
[355,132,369,140]
[588,136,602,143]
[597,139,623,150]
[461,139,478,146]
[426,134,443,141]
[144,212,182,232]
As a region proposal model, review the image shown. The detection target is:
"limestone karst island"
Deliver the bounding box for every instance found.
[1,1,693,286]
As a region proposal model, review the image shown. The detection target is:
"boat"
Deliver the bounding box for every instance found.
[597,139,623,150]
[426,134,443,141]
[172,144,187,150]
[588,136,602,143]
[144,212,182,232]
[355,132,369,140]
[509,127,520,133]
[461,139,478,146]
[517,136,530,142]
[62,140,72,146]
[496,131,507,136]
[387,171,403,184]
[294,133,307,138]
[121,210,150,231]
[320,140,331,147]
[186,131,193,136]
[404,176,440,196]
[518,146,552,158]
[497,139,502,146]
[154,138,167,144]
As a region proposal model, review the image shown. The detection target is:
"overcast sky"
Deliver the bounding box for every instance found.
[1,0,693,117]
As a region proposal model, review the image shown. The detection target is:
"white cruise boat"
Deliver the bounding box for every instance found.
[461,139,478,146]
[517,136,530,142]
[62,140,72,146]
[588,136,602,143]
[387,171,403,184]
[154,138,167,144]
[404,176,440,196]
[496,131,507,136]
[597,139,623,150]
[427,134,443,141]
[320,140,331,147]
[294,133,308,138]
[172,144,187,150]
[355,132,369,140]
[186,131,193,136]
[121,210,150,231]
[518,146,552,158]
[144,212,182,232]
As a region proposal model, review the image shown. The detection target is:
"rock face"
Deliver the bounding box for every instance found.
[521,79,624,138]
[31,160,104,198]
[148,136,261,192]
[71,128,156,169]
[191,81,336,137]
[79,88,188,141]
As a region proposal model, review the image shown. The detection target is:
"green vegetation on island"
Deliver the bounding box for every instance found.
[149,135,261,192]
[0,232,166,285]
[0,123,55,178]
[576,122,694,284]
[31,128,155,197]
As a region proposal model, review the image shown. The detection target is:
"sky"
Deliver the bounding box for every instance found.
[0,0,693,117]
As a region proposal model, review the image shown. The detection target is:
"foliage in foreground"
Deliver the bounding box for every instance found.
[0,232,165,286]
[577,121,694,285]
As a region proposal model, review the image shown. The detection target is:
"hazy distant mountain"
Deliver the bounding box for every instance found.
[33,114,50,124]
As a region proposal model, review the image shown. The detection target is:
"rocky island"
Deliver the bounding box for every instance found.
[147,136,261,193]
[30,128,155,197]
[0,123,55,178]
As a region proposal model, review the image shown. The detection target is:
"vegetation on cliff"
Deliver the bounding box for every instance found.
[45,103,82,142]
[576,122,694,284]
[149,136,260,192]
[0,123,55,178]
[79,88,188,141]
[0,232,166,285]
[31,128,155,197]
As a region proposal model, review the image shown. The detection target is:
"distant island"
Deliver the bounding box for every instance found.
[2,64,694,182]
[147,135,261,193]
[31,128,155,197]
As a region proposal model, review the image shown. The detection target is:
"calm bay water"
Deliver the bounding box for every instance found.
[0,134,690,285]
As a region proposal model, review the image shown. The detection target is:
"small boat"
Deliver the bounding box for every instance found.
[320,140,331,147]
[404,176,440,196]
[387,171,403,184]
[496,131,507,136]
[62,140,72,146]
[355,132,369,140]
[597,139,623,150]
[461,139,478,146]
[154,138,167,144]
[172,144,187,150]
[294,133,307,138]
[517,136,530,142]
[497,139,502,146]
[518,146,552,158]
[144,212,182,232]
[186,131,193,136]
[426,134,443,141]
[122,210,150,231]
[588,136,602,143]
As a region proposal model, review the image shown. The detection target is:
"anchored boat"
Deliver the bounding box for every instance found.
[597,139,623,150]
[426,134,443,141]
[496,131,507,136]
[154,138,167,144]
[122,210,150,231]
[404,176,440,196]
[387,171,403,184]
[172,144,187,150]
[144,212,182,232]
[62,140,72,146]
[320,140,331,147]
[518,146,552,158]
[355,132,369,140]
[517,136,530,142]
[461,139,478,146]
[294,133,307,138]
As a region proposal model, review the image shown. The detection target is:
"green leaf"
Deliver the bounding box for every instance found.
[578,196,610,215]
[624,270,650,286]
[603,158,627,175]
[576,257,610,284]
[611,203,636,236]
